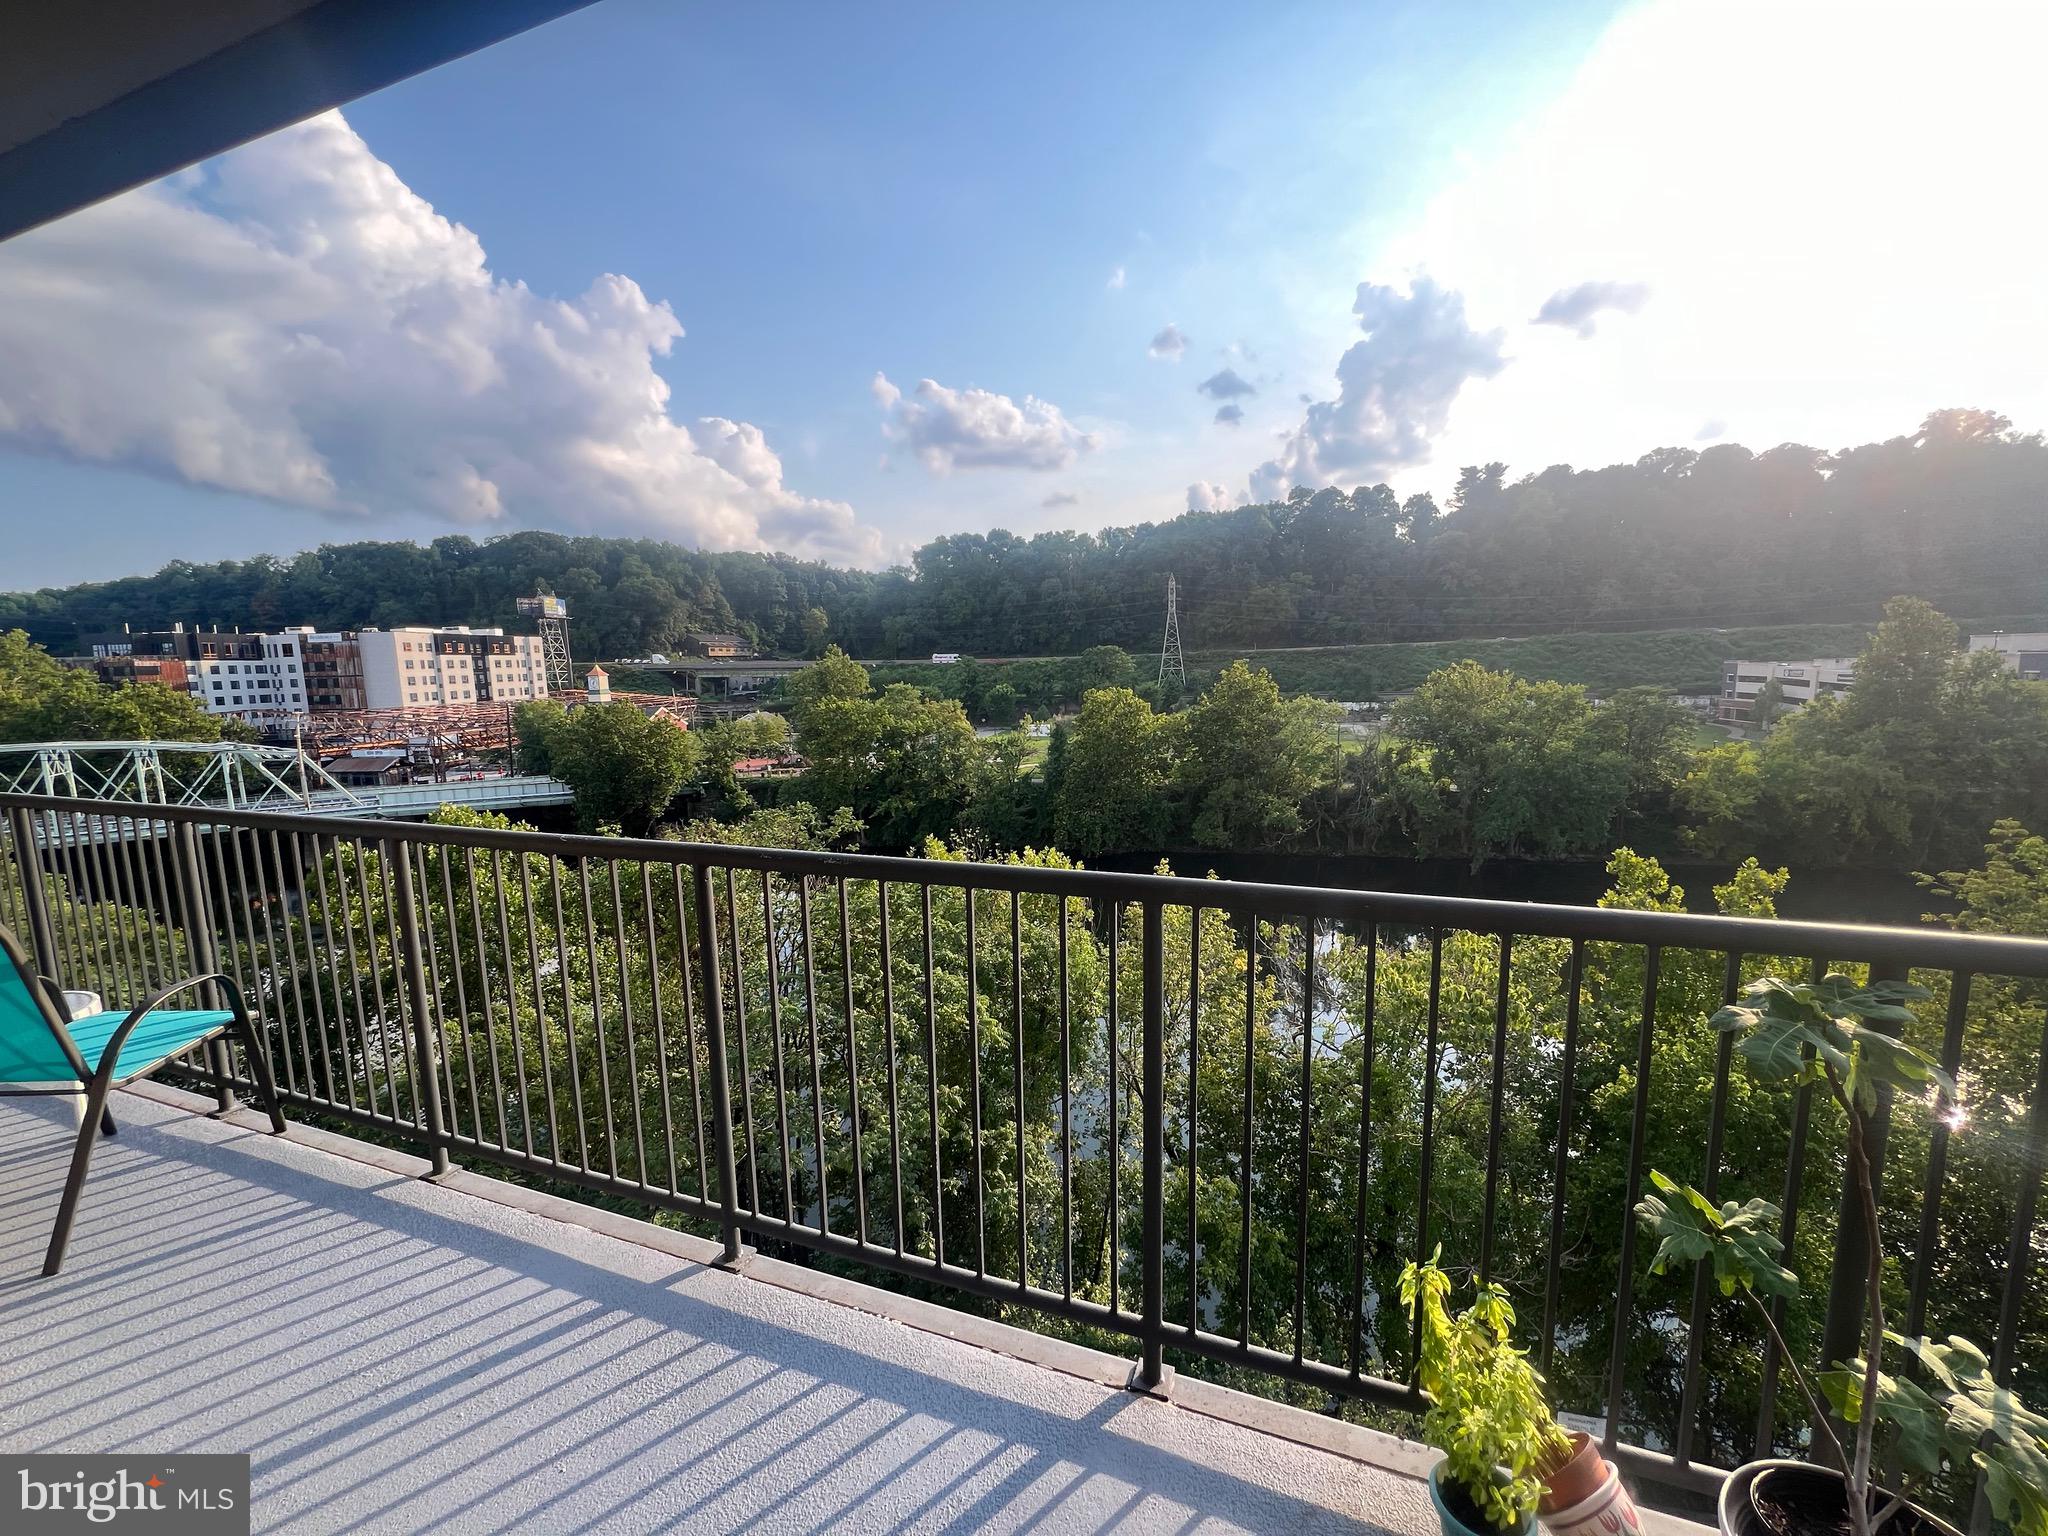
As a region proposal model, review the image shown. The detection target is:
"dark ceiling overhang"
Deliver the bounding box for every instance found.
[0,0,602,245]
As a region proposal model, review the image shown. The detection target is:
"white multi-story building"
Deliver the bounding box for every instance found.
[356,626,551,710]
[1717,657,1857,728]
[83,623,307,724]
[1967,632,2048,681]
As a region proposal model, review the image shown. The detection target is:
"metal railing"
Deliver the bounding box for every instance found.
[5,790,2048,1508]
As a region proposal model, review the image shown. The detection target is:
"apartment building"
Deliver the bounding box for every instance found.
[1967,632,2048,681]
[1716,656,1857,727]
[300,630,367,711]
[85,623,305,722]
[355,626,550,710]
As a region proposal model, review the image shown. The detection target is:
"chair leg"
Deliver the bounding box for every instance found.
[99,1107,117,1137]
[230,1014,287,1135]
[45,1079,113,1276]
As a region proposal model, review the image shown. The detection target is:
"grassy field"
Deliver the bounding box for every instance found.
[1185,622,1889,698]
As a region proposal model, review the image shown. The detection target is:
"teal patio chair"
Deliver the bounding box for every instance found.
[0,921,285,1275]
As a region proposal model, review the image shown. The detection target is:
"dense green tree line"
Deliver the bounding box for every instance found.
[6,411,2045,661]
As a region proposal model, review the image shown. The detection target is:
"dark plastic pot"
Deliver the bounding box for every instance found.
[1430,1463,1535,1536]
[1718,1460,1964,1536]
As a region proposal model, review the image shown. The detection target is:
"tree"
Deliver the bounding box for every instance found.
[0,629,227,744]
[511,698,568,776]
[548,701,699,834]
[1174,661,1335,850]
[1591,686,1695,832]
[1055,688,1173,856]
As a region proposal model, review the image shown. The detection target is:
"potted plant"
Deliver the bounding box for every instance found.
[1635,974,2048,1536]
[1403,1254,1645,1536]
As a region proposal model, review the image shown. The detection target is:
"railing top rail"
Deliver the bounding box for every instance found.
[9,788,2048,977]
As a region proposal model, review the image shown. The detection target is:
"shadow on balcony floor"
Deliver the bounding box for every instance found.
[0,1090,1434,1535]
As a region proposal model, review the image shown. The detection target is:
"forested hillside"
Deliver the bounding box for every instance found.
[5,410,2042,658]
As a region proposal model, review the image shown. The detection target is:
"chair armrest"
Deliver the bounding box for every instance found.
[88,972,248,1086]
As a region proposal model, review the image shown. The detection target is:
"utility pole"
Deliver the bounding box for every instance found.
[1157,574,1185,691]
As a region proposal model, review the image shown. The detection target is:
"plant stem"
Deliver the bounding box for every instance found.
[1743,1288,1850,1472]
[1850,1097,1886,1536]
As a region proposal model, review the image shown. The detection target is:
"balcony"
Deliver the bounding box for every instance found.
[5,791,2048,1533]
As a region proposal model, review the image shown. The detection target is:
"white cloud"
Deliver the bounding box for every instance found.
[0,111,880,564]
[1372,0,2048,486]
[1251,277,1505,501]
[872,373,1098,473]
[1042,489,1081,508]
[1107,265,1127,290]
[1187,481,1238,512]
[1148,324,1188,361]
[1532,279,1649,337]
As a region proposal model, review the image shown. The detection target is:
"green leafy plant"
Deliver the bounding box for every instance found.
[1402,1252,1571,1531]
[1637,974,2048,1536]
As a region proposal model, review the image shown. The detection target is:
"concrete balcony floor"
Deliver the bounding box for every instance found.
[0,1087,1438,1534]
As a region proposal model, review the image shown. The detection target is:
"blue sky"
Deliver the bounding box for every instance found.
[2,0,2043,589]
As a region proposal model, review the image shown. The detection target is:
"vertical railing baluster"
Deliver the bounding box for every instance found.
[1187,905,1200,1331]
[520,855,564,1166]
[1906,971,1973,1340]
[1058,893,1072,1301]
[1676,951,1743,1468]
[606,861,644,1183]
[1410,928,1444,1368]
[760,872,795,1220]
[1107,899,1120,1316]
[9,807,58,984]
[434,841,478,1141]
[725,868,759,1216]
[391,832,451,1175]
[798,877,829,1233]
[671,865,709,1203]
[578,857,619,1179]
[1294,917,1315,1365]
[693,862,743,1263]
[1539,939,1585,1378]
[922,881,943,1269]
[1603,944,1662,1455]
[881,880,904,1257]
[643,864,679,1196]
[842,878,867,1248]
[1239,912,1257,1351]
[1140,898,1165,1388]
[412,844,458,1127]
[550,860,589,1171]
[1013,888,1027,1291]
[462,847,507,1147]
[1348,922,1378,1378]
[497,851,538,1156]
[968,884,986,1276]
[1478,930,1512,1284]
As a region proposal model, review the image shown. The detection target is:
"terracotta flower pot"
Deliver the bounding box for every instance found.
[1539,1434,1610,1516]
[1541,1463,1643,1536]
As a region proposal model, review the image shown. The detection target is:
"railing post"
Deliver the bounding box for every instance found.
[8,806,60,981]
[694,862,745,1265]
[1816,957,1908,1467]
[1138,899,1166,1391]
[390,836,452,1177]
[174,819,238,1114]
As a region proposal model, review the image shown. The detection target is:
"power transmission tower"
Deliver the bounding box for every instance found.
[516,591,574,692]
[1157,574,1185,690]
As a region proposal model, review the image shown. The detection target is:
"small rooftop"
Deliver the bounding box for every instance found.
[1,1084,1438,1534]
